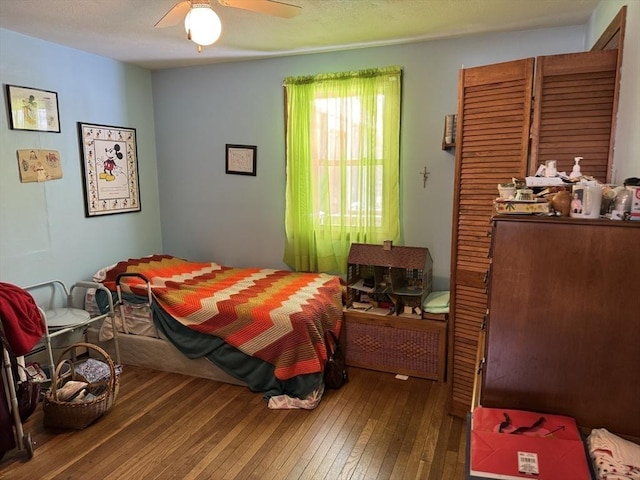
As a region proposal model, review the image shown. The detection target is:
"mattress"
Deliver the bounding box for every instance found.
[86,325,245,386]
[85,281,246,385]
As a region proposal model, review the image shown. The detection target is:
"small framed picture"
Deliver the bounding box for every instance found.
[226,144,257,176]
[6,84,61,133]
[78,122,141,217]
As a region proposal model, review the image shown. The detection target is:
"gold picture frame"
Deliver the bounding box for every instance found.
[78,122,141,217]
[6,84,61,133]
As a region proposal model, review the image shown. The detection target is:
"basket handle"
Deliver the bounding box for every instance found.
[50,342,117,399]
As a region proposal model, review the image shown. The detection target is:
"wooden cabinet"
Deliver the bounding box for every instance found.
[481,216,640,438]
[448,49,622,417]
[342,243,447,381]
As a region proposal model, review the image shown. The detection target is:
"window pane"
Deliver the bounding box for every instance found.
[312,96,384,227]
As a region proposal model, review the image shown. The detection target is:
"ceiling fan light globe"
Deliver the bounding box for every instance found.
[184,5,221,46]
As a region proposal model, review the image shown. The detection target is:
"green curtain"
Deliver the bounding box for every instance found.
[283,66,401,273]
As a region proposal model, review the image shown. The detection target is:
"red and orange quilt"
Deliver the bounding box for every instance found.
[101,254,343,380]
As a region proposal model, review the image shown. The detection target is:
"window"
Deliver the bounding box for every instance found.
[283,66,401,273]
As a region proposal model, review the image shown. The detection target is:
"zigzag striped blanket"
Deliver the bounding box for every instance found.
[101,255,343,381]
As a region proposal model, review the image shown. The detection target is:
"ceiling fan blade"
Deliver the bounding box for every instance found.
[155,1,192,28]
[218,0,301,18]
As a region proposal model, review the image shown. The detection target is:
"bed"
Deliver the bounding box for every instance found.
[84,254,344,410]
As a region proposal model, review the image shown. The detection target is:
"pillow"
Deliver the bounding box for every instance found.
[423,291,450,313]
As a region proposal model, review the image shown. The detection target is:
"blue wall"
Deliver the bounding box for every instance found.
[151,26,586,289]
[0,31,162,287]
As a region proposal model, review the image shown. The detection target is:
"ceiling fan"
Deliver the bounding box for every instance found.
[156,0,301,51]
[156,0,301,27]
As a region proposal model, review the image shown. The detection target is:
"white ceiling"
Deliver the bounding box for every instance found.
[0,0,600,70]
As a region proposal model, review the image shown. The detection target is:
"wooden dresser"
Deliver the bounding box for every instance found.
[480,215,640,439]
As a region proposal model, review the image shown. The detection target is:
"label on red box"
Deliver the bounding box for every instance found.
[630,186,640,213]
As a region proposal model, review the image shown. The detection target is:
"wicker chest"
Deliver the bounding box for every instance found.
[343,310,446,381]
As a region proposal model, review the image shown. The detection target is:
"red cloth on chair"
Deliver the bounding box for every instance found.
[0,282,45,355]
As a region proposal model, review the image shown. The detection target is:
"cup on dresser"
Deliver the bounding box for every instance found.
[514,189,534,201]
[498,183,516,200]
[570,185,602,219]
[545,160,558,177]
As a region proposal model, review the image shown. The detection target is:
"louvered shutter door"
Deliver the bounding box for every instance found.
[530,50,618,182]
[448,58,533,417]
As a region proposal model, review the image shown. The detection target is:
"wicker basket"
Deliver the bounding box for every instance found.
[43,342,119,429]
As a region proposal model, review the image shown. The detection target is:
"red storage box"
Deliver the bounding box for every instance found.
[468,407,591,480]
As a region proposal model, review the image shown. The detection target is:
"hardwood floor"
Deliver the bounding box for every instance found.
[1,365,467,479]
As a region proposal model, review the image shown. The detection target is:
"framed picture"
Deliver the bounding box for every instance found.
[6,84,60,133]
[78,122,141,217]
[226,144,257,176]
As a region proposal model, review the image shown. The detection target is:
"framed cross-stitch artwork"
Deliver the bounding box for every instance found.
[78,122,141,217]
[226,144,257,176]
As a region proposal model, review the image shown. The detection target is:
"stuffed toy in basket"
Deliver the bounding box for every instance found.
[43,342,119,430]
